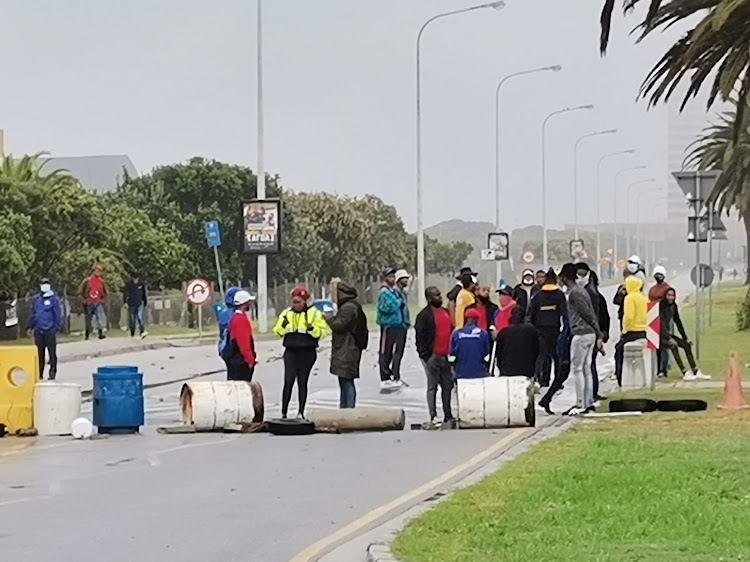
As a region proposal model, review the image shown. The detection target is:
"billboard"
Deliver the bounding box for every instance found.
[242,199,281,254]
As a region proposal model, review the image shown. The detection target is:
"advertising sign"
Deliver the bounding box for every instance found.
[242,199,281,255]
[487,232,509,261]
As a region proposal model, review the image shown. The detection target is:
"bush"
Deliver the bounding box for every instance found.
[735,286,750,331]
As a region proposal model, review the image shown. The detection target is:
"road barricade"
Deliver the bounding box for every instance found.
[457,376,535,429]
[180,381,264,431]
[34,382,82,436]
[0,346,38,433]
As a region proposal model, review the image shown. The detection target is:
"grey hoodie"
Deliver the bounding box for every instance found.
[567,285,601,339]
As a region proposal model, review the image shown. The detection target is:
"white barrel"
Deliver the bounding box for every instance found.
[180,381,264,431]
[33,382,82,436]
[457,377,534,429]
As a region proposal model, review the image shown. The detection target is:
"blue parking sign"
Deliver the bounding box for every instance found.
[205,221,221,248]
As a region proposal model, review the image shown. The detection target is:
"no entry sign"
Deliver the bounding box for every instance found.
[185,278,213,306]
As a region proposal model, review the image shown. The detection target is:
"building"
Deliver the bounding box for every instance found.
[40,154,138,192]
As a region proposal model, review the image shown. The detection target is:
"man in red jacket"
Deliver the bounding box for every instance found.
[225,290,257,382]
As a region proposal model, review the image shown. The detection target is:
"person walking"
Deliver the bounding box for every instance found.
[414,287,455,424]
[659,288,709,381]
[376,268,409,390]
[123,272,148,338]
[538,316,572,415]
[512,269,538,318]
[448,308,491,380]
[27,278,63,380]
[79,264,108,340]
[327,282,368,408]
[614,275,649,386]
[222,290,257,382]
[525,268,567,387]
[273,287,329,419]
[495,306,538,377]
[559,263,603,415]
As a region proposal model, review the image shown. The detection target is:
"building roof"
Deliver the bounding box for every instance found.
[39,155,138,192]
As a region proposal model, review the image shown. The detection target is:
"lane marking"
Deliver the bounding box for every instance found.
[289,426,532,562]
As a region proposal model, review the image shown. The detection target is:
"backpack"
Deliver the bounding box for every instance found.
[353,305,369,351]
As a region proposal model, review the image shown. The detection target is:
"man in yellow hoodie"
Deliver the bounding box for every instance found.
[614,276,648,385]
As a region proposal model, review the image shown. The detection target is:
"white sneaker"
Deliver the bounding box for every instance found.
[141,331,148,339]
[380,380,393,390]
[682,371,698,382]
[566,407,584,416]
[694,370,711,380]
[393,379,404,388]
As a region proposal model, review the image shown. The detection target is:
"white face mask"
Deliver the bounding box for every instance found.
[40,284,51,294]
[627,263,639,274]
[576,274,589,288]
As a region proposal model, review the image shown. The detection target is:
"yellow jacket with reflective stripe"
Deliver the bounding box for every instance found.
[273,306,329,348]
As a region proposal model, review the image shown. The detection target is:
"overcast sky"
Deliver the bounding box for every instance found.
[3,0,688,231]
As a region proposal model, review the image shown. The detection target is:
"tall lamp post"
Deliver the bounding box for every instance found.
[541,104,594,270]
[416,1,506,306]
[573,129,617,239]
[625,178,656,257]
[494,64,562,285]
[256,0,268,333]
[595,149,635,277]
[612,165,647,267]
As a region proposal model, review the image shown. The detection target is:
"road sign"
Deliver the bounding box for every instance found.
[712,230,728,241]
[569,239,584,259]
[687,216,709,242]
[707,211,726,231]
[522,251,535,263]
[690,264,714,288]
[481,249,496,261]
[647,301,661,351]
[616,258,626,269]
[487,232,509,261]
[672,170,721,203]
[205,221,221,248]
[185,278,213,306]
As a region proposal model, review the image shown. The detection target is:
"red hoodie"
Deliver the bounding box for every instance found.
[493,296,517,332]
[228,311,256,366]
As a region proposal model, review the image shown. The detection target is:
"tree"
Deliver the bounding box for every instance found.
[421,236,473,277]
[0,210,35,292]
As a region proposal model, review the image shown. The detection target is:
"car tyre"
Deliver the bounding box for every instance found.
[609,398,658,413]
[267,418,316,436]
[657,399,708,412]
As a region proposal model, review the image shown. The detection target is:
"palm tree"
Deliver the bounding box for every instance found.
[600,0,750,132]
[685,97,750,284]
[0,152,76,189]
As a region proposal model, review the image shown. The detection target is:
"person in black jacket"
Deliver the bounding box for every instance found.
[512,268,538,318]
[414,287,454,423]
[123,273,148,338]
[525,268,568,387]
[496,305,539,377]
[580,268,610,400]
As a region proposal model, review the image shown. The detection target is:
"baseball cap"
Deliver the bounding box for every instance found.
[382,267,397,277]
[395,269,410,281]
[465,308,481,319]
[233,290,253,306]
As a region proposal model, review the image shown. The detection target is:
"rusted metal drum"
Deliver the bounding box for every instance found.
[180,381,264,431]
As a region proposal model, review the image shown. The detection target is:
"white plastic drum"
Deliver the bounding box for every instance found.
[33,382,82,436]
[457,377,534,429]
[180,381,264,431]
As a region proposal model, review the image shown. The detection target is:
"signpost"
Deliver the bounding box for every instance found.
[185,278,213,338]
[569,239,584,261]
[487,232,510,261]
[522,251,535,264]
[204,221,225,299]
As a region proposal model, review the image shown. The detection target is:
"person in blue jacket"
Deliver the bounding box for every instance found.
[214,287,240,361]
[27,278,64,380]
[448,308,491,379]
[377,268,409,390]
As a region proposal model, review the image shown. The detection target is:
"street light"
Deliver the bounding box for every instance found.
[416,1,506,306]
[256,0,268,333]
[573,129,617,239]
[541,104,594,270]
[613,165,648,267]
[494,64,562,284]
[625,178,656,256]
[595,149,635,277]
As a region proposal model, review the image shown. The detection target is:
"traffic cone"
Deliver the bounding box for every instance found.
[717,353,749,410]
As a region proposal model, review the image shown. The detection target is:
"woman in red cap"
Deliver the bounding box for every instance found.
[273,287,329,419]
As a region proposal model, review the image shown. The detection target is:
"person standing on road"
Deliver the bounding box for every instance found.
[490,283,517,335]
[273,287,329,419]
[495,306,538,377]
[79,264,108,340]
[447,267,476,325]
[659,288,709,381]
[215,286,240,362]
[538,315,572,415]
[454,273,477,330]
[223,290,257,382]
[27,278,63,380]
[414,287,455,424]
[614,276,649,386]
[377,268,409,390]
[576,264,609,401]
[525,268,567,388]
[327,281,369,408]
[448,308,491,380]
[123,272,148,338]
[473,285,498,332]
[512,269,538,318]
[559,263,603,415]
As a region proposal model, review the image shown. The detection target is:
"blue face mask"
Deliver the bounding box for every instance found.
[627,263,639,274]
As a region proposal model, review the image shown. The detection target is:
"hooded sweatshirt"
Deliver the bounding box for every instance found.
[623,276,648,334]
[215,287,240,356]
[648,280,671,302]
[28,292,63,335]
[525,284,567,330]
[376,284,406,328]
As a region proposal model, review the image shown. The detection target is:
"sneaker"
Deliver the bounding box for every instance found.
[562,406,584,416]
[538,400,554,416]
[694,370,711,380]
[380,380,393,391]
[584,405,597,414]
[98,331,106,340]
[141,331,148,339]
[392,379,404,388]
[682,371,698,382]
[592,401,601,409]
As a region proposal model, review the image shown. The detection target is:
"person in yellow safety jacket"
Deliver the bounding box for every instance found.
[614,275,649,386]
[273,287,329,419]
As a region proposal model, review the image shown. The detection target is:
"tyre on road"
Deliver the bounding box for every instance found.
[609,398,658,413]
[657,399,708,412]
[267,418,316,436]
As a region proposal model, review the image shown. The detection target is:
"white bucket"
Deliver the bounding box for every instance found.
[33,382,82,436]
[180,381,264,431]
[457,377,534,429]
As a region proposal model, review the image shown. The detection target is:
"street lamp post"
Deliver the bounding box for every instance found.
[256,0,268,333]
[595,150,635,277]
[416,1,506,306]
[613,165,647,267]
[625,178,656,257]
[541,104,594,270]
[494,64,562,285]
[573,129,617,239]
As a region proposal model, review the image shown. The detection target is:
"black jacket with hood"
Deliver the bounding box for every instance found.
[327,283,368,380]
[525,284,567,330]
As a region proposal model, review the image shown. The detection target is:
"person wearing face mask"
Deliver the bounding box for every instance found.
[273,287,329,419]
[222,290,257,382]
[27,278,64,380]
[512,269,538,318]
[524,268,567,388]
[648,265,671,302]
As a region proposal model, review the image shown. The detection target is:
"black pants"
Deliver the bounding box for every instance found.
[282,348,317,417]
[226,362,254,382]
[591,347,600,398]
[34,331,58,380]
[667,336,698,373]
[535,328,559,386]
[423,354,454,421]
[614,331,646,386]
[379,326,407,381]
[540,358,570,406]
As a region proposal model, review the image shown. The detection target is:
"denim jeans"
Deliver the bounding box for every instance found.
[338,377,357,408]
[85,303,106,334]
[128,304,146,335]
[571,333,596,409]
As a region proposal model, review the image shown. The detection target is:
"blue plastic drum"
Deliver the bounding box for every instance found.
[92,366,144,434]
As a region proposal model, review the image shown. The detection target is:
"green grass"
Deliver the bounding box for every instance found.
[393,403,750,562]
